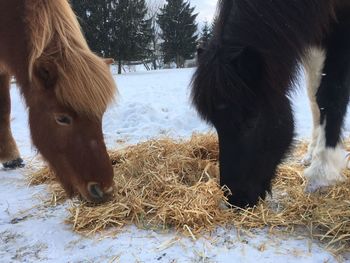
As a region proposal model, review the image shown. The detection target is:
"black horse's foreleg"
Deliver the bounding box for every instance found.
[304,10,350,191]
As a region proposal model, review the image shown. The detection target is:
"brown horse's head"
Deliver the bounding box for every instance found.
[27,54,116,203]
[24,0,117,202]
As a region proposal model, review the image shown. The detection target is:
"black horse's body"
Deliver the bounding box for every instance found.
[192,0,350,207]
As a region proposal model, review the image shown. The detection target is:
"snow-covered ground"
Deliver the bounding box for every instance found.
[1,68,349,262]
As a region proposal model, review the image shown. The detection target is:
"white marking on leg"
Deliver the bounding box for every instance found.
[304,123,347,192]
[302,125,319,165]
[302,47,326,165]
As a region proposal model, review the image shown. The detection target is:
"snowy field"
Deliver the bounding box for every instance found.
[1,68,349,262]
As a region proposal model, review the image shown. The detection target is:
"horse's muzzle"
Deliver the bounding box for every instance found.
[87,182,114,203]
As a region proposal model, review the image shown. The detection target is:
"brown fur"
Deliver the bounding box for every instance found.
[0,0,117,202]
[0,72,20,162]
[25,0,117,118]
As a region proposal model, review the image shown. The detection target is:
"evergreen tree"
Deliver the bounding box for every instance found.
[199,21,213,47]
[72,0,153,74]
[71,0,110,55]
[108,0,153,73]
[157,0,198,68]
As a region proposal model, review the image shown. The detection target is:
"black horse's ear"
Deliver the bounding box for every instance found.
[34,61,58,89]
[197,46,205,57]
[196,45,207,66]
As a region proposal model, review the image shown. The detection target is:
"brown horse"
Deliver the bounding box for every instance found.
[0,0,117,202]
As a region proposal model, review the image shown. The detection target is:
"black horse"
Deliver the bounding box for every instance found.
[192,0,350,207]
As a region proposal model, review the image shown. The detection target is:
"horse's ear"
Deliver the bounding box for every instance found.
[103,58,114,66]
[34,61,58,89]
[197,46,205,57]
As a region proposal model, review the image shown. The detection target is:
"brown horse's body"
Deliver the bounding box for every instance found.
[0,0,30,166]
[0,0,117,202]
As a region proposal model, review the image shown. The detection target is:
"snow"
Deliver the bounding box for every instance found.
[1,68,349,262]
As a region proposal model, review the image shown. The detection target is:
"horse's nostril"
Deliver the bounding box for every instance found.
[87,182,104,200]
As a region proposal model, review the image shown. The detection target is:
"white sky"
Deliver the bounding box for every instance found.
[190,0,218,23]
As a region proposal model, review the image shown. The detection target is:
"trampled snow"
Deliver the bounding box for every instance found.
[1,68,349,262]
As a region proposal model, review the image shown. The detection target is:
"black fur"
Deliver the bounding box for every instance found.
[316,6,350,148]
[191,0,350,207]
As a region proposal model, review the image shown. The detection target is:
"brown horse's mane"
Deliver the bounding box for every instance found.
[25,0,116,118]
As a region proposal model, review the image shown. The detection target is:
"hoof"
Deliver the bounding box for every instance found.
[304,146,348,192]
[304,166,346,193]
[2,158,25,170]
[304,175,345,193]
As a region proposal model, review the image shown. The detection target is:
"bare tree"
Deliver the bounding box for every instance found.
[146,0,163,69]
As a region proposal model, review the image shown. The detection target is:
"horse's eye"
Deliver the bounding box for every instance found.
[54,114,73,126]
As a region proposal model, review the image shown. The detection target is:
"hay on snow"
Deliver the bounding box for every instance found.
[28,134,350,254]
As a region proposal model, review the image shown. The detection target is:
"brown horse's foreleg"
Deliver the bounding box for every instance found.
[0,71,24,169]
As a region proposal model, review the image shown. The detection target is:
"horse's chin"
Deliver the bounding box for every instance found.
[57,177,76,198]
[53,167,114,203]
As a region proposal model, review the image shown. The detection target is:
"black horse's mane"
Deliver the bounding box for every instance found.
[192,0,335,122]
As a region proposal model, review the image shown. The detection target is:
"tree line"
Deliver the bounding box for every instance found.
[71,0,214,74]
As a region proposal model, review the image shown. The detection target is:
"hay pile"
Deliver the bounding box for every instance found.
[28,134,350,254]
